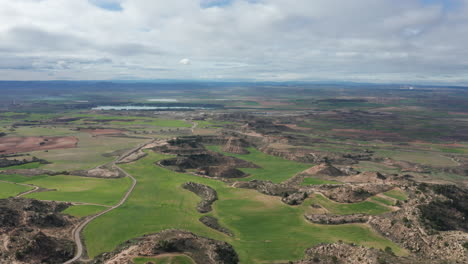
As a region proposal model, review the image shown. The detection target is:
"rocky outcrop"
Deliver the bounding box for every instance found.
[301,163,345,177]
[198,166,248,178]
[339,171,387,184]
[282,191,308,205]
[71,167,124,178]
[92,230,239,264]
[0,198,76,264]
[199,216,234,236]
[233,180,298,197]
[222,137,249,154]
[182,182,218,213]
[160,153,258,172]
[294,242,433,264]
[0,168,66,176]
[304,213,369,225]
[317,184,393,203]
[368,185,468,262]
[14,232,75,264]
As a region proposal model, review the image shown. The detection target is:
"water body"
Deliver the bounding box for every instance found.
[92,106,210,110]
[147,99,179,102]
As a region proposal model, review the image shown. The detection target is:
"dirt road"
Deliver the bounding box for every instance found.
[64,140,153,264]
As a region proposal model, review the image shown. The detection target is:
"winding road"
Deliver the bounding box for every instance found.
[0,180,40,197]
[64,140,153,264]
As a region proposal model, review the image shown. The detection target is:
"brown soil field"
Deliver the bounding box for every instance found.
[81,129,126,136]
[0,136,78,154]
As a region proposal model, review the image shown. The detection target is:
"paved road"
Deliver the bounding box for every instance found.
[64,140,153,264]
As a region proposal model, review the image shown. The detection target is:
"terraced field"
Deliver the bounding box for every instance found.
[82,152,405,263]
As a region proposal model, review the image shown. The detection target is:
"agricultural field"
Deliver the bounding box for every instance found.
[206,146,311,183]
[0,174,131,206]
[83,152,404,263]
[0,181,33,198]
[0,82,467,264]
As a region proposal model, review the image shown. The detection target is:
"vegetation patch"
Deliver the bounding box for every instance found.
[383,189,408,201]
[133,255,195,264]
[62,204,107,217]
[301,177,341,186]
[83,152,404,263]
[206,146,310,183]
[0,174,131,206]
[370,196,395,206]
[304,194,392,215]
[0,181,33,198]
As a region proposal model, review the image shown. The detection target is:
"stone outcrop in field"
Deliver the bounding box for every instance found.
[368,184,468,263]
[92,230,239,264]
[182,182,218,213]
[222,137,249,154]
[281,191,308,205]
[233,180,298,197]
[294,242,436,264]
[71,167,124,178]
[0,168,66,176]
[198,166,248,178]
[160,153,258,171]
[199,216,234,236]
[304,213,369,225]
[0,198,76,264]
[338,171,387,184]
[301,163,345,177]
[315,184,393,203]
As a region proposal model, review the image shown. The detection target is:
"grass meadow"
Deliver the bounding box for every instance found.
[82,152,405,263]
[206,146,311,183]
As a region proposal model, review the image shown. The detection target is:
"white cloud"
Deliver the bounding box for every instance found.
[179,58,191,65]
[0,0,467,84]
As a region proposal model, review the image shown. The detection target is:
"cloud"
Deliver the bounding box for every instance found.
[179,58,191,65]
[0,0,468,84]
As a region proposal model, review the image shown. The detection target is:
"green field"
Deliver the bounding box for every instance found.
[383,189,408,201]
[0,181,33,198]
[206,146,311,183]
[370,196,396,206]
[83,152,405,263]
[0,174,130,206]
[301,177,342,185]
[63,204,107,217]
[133,255,195,264]
[304,194,392,215]
[73,114,191,128]
[30,132,146,171]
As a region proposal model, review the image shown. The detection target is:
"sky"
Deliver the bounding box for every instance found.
[1,0,468,84]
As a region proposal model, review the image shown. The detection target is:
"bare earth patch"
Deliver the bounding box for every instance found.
[0,136,78,154]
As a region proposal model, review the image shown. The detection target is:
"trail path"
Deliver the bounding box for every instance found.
[64,139,153,264]
[0,180,40,197]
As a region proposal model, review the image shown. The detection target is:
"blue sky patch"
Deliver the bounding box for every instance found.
[88,0,123,12]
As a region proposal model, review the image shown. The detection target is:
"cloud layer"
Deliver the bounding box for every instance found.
[1,0,468,84]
